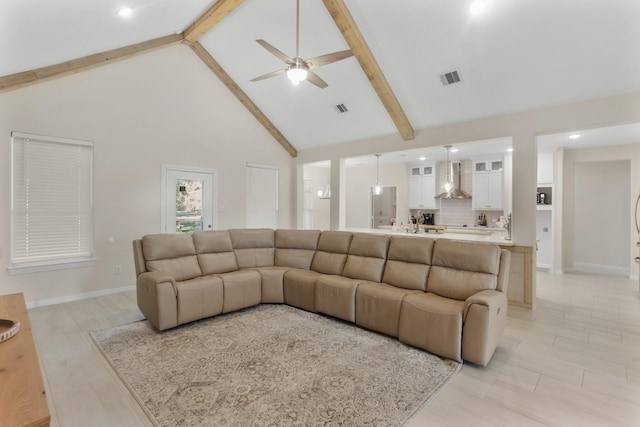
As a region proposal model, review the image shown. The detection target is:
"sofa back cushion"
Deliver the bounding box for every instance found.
[382,236,434,291]
[427,240,501,300]
[311,231,353,275]
[229,228,275,268]
[141,234,201,281]
[193,231,238,275]
[342,233,390,282]
[275,229,321,269]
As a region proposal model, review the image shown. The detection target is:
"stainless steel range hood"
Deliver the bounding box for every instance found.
[436,162,471,199]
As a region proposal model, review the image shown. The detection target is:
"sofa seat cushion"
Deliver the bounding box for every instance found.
[283,269,321,313]
[355,282,422,338]
[217,270,262,313]
[174,276,223,325]
[315,275,363,322]
[399,293,464,362]
[252,266,291,303]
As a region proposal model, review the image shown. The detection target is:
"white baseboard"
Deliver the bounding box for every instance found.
[536,263,552,271]
[573,262,629,277]
[26,285,135,309]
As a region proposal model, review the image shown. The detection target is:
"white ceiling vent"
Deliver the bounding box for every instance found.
[440,70,462,86]
[335,103,348,113]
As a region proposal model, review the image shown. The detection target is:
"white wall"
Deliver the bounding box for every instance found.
[537,150,555,184]
[0,45,294,305]
[562,144,639,276]
[573,160,630,275]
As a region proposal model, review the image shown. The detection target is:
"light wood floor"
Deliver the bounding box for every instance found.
[29,272,640,427]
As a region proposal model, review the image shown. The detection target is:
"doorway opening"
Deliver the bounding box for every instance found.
[371,186,397,229]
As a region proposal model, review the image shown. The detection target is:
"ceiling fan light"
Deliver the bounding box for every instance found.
[287,67,307,83]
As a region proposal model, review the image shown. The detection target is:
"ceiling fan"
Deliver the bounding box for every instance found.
[250,0,353,88]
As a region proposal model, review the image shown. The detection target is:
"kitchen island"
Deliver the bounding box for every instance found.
[342,227,532,309]
[344,226,513,246]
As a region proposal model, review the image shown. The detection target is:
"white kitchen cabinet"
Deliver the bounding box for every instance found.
[472,159,504,210]
[409,163,438,209]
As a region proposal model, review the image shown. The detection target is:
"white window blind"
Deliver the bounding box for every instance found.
[11,132,94,270]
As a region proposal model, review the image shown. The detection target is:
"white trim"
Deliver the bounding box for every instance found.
[8,258,97,275]
[26,285,135,309]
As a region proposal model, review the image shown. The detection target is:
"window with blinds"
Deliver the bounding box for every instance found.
[10,132,95,272]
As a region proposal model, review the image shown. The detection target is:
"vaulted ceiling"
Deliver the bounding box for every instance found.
[2,0,639,157]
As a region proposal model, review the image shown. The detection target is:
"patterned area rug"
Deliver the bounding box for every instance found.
[91,304,460,426]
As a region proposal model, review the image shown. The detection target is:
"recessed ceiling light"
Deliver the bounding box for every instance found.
[469,1,486,15]
[419,156,426,161]
[569,134,581,139]
[117,7,133,18]
[507,148,514,152]
[450,148,459,153]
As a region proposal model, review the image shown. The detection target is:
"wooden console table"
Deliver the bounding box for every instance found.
[0,293,50,427]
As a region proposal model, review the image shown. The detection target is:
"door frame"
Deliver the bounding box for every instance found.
[161,164,218,233]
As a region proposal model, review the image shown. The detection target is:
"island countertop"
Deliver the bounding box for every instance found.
[342,227,514,246]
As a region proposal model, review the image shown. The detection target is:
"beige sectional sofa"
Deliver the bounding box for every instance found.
[132,229,510,366]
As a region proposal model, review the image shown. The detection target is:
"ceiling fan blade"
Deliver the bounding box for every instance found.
[250,68,287,82]
[305,50,353,69]
[255,39,294,65]
[305,70,328,89]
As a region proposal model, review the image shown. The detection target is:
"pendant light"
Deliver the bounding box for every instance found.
[442,145,453,193]
[373,154,383,195]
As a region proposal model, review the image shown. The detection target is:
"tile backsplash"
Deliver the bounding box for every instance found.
[435,199,504,227]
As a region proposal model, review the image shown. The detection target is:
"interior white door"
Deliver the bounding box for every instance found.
[163,167,215,234]
[246,164,278,228]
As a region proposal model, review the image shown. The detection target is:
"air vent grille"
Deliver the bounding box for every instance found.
[335,103,348,113]
[440,70,462,86]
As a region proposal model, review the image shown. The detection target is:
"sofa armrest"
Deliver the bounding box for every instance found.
[461,290,508,366]
[136,272,178,331]
[463,289,506,320]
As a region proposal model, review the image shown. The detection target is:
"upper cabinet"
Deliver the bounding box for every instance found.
[472,158,504,210]
[409,162,438,209]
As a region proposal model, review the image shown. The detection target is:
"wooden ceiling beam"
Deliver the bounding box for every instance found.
[322,0,414,141]
[0,34,184,93]
[188,41,298,157]
[183,0,247,43]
